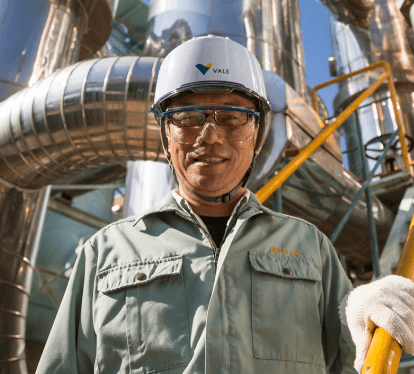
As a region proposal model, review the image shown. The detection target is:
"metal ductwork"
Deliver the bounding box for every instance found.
[0,56,164,189]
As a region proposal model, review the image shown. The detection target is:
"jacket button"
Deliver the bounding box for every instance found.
[283,268,293,276]
[135,272,146,281]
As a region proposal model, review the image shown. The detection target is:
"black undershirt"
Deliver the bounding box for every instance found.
[199,215,231,248]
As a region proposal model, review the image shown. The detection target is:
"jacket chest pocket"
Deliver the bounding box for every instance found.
[97,256,190,373]
[249,252,325,366]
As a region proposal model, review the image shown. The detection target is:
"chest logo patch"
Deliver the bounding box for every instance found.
[271,247,300,256]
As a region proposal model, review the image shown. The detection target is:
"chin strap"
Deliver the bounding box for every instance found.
[167,153,258,203]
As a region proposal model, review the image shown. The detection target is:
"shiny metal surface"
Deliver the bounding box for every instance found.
[286,84,343,162]
[318,0,374,27]
[79,0,120,60]
[329,0,414,177]
[330,1,414,83]
[0,56,164,190]
[0,185,50,372]
[0,0,118,102]
[124,160,177,217]
[144,0,308,100]
[27,0,88,86]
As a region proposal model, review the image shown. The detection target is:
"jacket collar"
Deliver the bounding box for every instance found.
[133,189,264,226]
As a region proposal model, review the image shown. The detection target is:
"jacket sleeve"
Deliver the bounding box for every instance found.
[36,240,97,373]
[319,232,357,374]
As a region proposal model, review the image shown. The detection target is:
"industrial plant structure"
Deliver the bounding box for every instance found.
[1,0,414,372]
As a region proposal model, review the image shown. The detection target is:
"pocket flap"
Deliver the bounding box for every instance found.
[249,252,321,281]
[97,256,183,294]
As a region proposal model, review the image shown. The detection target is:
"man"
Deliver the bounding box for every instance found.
[37,36,414,373]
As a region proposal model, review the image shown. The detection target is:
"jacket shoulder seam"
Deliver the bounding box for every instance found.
[260,206,318,229]
[89,217,137,239]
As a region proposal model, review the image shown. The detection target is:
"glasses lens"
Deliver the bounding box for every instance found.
[171,111,204,127]
[166,109,255,144]
[215,111,248,126]
[216,121,253,142]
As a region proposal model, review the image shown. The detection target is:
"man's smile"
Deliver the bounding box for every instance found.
[187,147,231,166]
[193,157,227,163]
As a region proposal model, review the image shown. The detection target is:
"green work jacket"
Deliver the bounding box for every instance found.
[36,191,357,374]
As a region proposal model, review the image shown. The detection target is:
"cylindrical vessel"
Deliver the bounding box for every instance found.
[330,0,414,176]
[144,0,308,100]
[0,185,49,373]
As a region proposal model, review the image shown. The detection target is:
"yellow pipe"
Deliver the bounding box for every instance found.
[255,70,390,203]
[395,216,414,279]
[361,214,414,373]
[361,330,402,374]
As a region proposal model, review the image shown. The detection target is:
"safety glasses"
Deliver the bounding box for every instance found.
[162,106,259,144]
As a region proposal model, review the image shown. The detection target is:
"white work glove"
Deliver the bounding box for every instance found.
[342,275,414,373]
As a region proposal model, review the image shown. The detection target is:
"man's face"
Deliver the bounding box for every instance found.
[166,92,258,198]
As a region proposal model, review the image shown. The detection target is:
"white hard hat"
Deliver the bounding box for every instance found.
[151,35,271,154]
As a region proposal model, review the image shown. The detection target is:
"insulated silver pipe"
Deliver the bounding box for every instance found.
[0,185,50,373]
[0,56,164,190]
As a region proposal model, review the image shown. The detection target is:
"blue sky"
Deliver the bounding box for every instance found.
[298,0,337,116]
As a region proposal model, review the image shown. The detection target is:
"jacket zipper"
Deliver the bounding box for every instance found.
[175,211,219,267]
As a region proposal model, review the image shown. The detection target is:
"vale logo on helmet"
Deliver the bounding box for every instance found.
[195,63,229,75]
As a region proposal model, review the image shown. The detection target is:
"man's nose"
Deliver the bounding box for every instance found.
[195,122,224,145]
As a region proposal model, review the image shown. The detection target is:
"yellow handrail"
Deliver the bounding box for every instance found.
[312,61,410,176]
[361,213,414,373]
[255,61,411,204]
